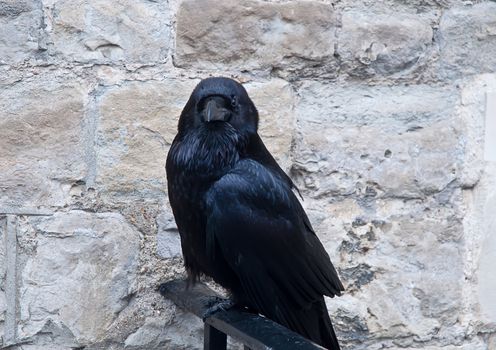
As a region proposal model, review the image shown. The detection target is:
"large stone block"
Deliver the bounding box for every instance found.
[245,79,296,171]
[438,2,496,78]
[325,202,465,347]
[17,211,140,345]
[95,79,199,198]
[0,74,89,208]
[338,11,433,77]
[459,75,496,329]
[293,82,460,199]
[45,0,171,63]
[96,78,296,199]
[0,1,43,64]
[123,313,203,349]
[175,0,337,76]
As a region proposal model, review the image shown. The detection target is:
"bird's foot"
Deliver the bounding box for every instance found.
[202,296,235,320]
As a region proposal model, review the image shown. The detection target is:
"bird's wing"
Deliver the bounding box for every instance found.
[245,133,300,193]
[205,159,344,321]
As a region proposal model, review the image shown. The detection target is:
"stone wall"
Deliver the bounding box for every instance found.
[1,0,495,349]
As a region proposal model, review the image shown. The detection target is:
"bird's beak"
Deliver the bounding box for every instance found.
[204,99,228,122]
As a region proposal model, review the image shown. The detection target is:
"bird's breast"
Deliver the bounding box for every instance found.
[169,129,241,181]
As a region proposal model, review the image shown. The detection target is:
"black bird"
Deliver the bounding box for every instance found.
[166,77,344,349]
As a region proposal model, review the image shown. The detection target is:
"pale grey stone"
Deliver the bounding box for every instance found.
[0,217,5,289]
[0,217,5,340]
[476,178,496,319]
[156,209,181,259]
[245,79,296,171]
[124,317,168,348]
[0,1,42,64]
[457,75,496,188]
[17,211,140,345]
[398,341,488,350]
[460,75,496,327]
[438,2,496,78]
[44,0,171,63]
[325,202,465,349]
[294,82,460,199]
[338,11,433,77]
[0,73,89,208]
[175,0,337,76]
[123,313,203,350]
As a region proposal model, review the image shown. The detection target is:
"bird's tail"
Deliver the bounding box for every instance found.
[284,298,340,350]
[314,299,340,350]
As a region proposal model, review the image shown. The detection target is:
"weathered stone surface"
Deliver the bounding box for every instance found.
[156,208,181,260]
[175,0,337,76]
[0,1,43,64]
[438,2,496,78]
[294,82,460,199]
[0,217,5,286]
[17,211,140,345]
[475,171,496,324]
[398,340,488,350]
[0,217,5,340]
[246,79,296,170]
[320,200,465,348]
[45,0,171,63]
[338,12,433,77]
[459,75,496,331]
[124,312,203,350]
[335,0,467,12]
[96,78,295,198]
[0,75,89,208]
[457,74,495,187]
[95,79,199,198]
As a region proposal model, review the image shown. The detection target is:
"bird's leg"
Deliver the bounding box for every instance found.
[201,296,235,320]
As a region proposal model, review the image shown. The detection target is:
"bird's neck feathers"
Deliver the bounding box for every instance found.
[171,125,248,180]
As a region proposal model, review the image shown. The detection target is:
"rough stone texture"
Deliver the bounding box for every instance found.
[16,211,140,346]
[156,209,182,260]
[459,75,496,339]
[476,163,496,322]
[44,0,171,64]
[1,0,495,349]
[0,217,5,339]
[438,2,496,79]
[0,0,43,64]
[338,12,433,77]
[175,0,338,77]
[293,82,460,199]
[245,79,296,171]
[0,73,89,208]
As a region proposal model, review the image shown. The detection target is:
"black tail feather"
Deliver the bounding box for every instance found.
[277,298,340,350]
[316,299,340,350]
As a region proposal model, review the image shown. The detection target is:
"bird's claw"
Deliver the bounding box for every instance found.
[202,297,234,321]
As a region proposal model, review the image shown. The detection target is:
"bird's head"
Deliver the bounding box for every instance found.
[178,77,259,138]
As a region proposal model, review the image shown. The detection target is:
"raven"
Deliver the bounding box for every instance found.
[166,77,344,349]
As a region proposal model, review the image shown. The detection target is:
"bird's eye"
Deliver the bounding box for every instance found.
[231,95,238,108]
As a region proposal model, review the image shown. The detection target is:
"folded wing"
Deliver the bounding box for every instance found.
[205,159,344,340]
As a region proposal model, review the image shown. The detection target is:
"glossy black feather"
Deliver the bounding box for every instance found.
[166,77,344,349]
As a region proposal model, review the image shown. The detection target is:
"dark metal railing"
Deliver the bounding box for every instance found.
[160,279,325,350]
